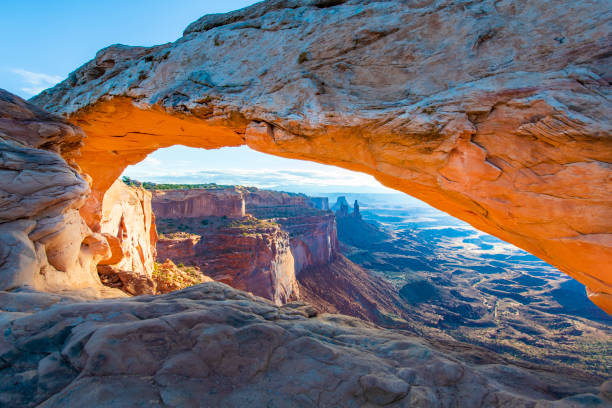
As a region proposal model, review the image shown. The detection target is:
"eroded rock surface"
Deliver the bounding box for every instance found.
[152,188,245,219]
[0,91,120,295]
[1,282,609,408]
[98,179,157,287]
[157,215,299,305]
[30,0,612,312]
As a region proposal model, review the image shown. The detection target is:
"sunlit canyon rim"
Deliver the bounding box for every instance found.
[0,0,611,406]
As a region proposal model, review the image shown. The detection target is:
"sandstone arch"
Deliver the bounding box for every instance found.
[30,0,611,313]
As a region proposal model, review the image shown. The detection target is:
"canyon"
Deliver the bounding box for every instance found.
[0,0,611,405]
[152,185,395,318]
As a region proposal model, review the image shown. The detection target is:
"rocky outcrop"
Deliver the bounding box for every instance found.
[246,190,339,273]
[31,0,612,313]
[156,216,299,305]
[0,91,120,296]
[273,211,338,274]
[1,282,610,408]
[152,188,245,219]
[152,258,213,294]
[154,187,342,304]
[154,187,408,326]
[98,179,157,287]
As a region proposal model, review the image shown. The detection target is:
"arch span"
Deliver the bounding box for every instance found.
[32,0,612,312]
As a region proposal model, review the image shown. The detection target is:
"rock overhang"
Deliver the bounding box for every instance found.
[23,0,612,314]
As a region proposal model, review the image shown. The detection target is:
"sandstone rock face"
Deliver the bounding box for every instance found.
[0,91,119,295]
[253,207,339,275]
[157,216,299,305]
[152,188,245,219]
[155,188,342,303]
[246,193,339,274]
[99,179,157,281]
[31,0,612,313]
[244,189,311,208]
[1,283,610,408]
[156,232,199,261]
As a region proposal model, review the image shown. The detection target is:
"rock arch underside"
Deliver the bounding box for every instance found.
[25,0,611,314]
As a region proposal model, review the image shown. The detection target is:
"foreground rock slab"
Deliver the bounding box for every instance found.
[1,283,609,407]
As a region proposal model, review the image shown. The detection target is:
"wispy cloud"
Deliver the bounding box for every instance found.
[122,168,395,194]
[11,68,63,95]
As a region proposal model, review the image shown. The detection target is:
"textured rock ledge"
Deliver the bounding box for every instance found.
[31,0,612,312]
[1,282,610,408]
[0,90,120,295]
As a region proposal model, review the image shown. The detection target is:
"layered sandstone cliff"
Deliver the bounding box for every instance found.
[154,187,344,304]
[97,179,158,294]
[153,186,411,325]
[245,193,339,272]
[157,215,299,305]
[152,187,245,219]
[30,0,612,313]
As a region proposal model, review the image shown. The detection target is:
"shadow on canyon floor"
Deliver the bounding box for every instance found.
[334,195,611,377]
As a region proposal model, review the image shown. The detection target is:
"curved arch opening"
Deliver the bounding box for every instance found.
[87,143,610,374]
[66,98,612,316]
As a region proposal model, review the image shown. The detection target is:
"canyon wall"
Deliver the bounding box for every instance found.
[154,187,342,303]
[97,179,158,294]
[31,0,612,313]
[244,189,311,208]
[152,188,245,219]
[157,218,299,305]
[246,193,339,274]
[153,187,402,325]
[153,188,304,304]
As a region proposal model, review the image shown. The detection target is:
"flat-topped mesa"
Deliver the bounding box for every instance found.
[243,189,312,209]
[153,187,340,304]
[27,0,612,313]
[151,187,245,219]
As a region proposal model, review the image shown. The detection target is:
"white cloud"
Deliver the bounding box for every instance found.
[140,156,162,166]
[11,68,63,96]
[122,167,396,194]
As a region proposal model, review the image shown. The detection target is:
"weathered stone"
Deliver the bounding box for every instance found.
[30,0,612,312]
[152,187,245,219]
[0,282,607,407]
[0,94,116,294]
[99,179,157,278]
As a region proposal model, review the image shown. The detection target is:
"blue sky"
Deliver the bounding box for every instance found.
[1,0,259,97]
[1,0,395,194]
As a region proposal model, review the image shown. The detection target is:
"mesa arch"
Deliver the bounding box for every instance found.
[31,0,611,313]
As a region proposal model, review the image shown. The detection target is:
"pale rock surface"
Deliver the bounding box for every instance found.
[30,0,612,313]
[0,91,120,295]
[0,282,609,407]
[99,179,157,283]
